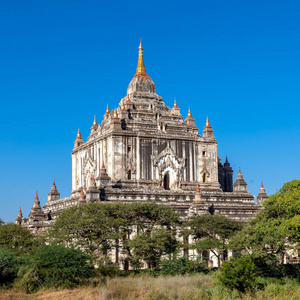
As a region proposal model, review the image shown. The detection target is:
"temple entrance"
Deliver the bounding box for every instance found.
[163,172,170,190]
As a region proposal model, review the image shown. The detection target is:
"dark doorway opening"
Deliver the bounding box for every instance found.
[163,172,170,190]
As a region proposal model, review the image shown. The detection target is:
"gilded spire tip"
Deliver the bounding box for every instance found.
[121,99,125,110]
[174,97,177,107]
[205,116,210,127]
[77,128,82,139]
[93,115,97,126]
[136,39,148,77]
[106,104,110,114]
[113,107,118,118]
[238,167,241,175]
[187,107,192,117]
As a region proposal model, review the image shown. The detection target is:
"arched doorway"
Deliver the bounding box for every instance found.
[163,172,170,190]
[127,169,131,180]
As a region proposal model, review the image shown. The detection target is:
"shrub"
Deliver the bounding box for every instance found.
[0,223,36,255]
[31,245,95,288]
[14,245,95,292]
[218,256,256,293]
[157,256,209,276]
[0,248,19,287]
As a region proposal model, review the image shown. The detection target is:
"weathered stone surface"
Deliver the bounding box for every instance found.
[17,43,262,235]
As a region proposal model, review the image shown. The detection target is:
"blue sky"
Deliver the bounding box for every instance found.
[0,0,299,222]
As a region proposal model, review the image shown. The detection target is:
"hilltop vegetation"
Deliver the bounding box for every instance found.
[0,180,299,299]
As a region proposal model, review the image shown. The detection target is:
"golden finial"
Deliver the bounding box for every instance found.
[121,99,125,110]
[35,191,38,200]
[187,107,192,117]
[113,107,118,118]
[106,104,110,114]
[238,167,241,175]
[261,181,264,188]
[101,161,105,169]
[174,97,177,107]
[93,115,97,126]
[77,128,82,139]
[136,39,148,77]
[205,116,210,127]
[125,94,131,103]
[196,184,200,193]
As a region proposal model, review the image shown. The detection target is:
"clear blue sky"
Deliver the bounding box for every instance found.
[0,0,299,223]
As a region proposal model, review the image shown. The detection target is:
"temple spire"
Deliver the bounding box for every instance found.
[77,128,82,139]
[93,116,97,126]
[15,207,23,224]
[74,128,84,148]
[205,116,210,127]
[121,99,125,111]
[113,107,118,118]
[202,116,214,138]
[135,39,148,77]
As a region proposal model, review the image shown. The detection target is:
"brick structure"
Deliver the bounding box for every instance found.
[17,41,265,235]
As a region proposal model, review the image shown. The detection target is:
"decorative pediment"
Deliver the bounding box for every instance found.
[151,143,185,168]
[151,144,186,186]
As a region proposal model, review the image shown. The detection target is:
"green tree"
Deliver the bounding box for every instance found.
[187,214,243,267]
[15,245,94,292]
[0,218,4,225]
[127,227,180,269]
[47,202,180,264]
[157,255,209,276]
[47,203,130,258]
[0,223,36,255]
[231,180,300,264]
[0,248,19,287]
[218,256,256,293]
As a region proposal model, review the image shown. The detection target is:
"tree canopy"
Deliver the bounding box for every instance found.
[47,202,181,264]
[0,223,36,255]
[187,214,243,267]
[231,180,300,262]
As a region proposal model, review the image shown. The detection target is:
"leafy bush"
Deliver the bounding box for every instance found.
[0,248,19,287]
[0,223,36,255]
[14,245,95,292]
[156,256,209,276]
[32,245,94,288]
[218,256,256,293]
